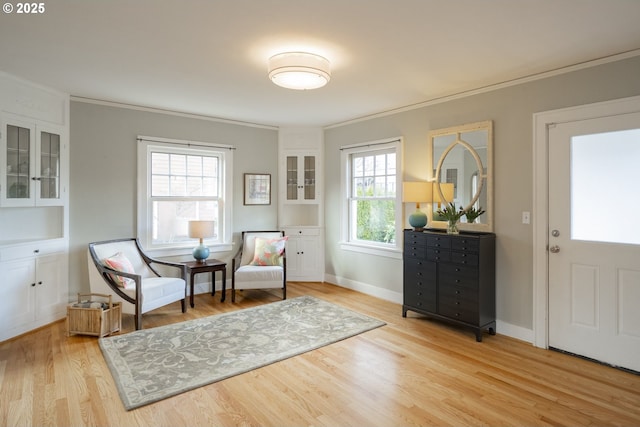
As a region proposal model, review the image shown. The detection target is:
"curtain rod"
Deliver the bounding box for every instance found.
[339,138,401,151]
[137,136,236,150]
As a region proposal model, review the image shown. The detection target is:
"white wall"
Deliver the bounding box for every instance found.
[323,55,640,341]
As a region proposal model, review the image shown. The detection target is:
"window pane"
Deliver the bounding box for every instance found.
[387,153,396,175]
[353,157,363,177]
[152,152,170,175]
[352,199,396,244]
[572,129,640,245]
[170,176,187,196]
[170,154,186,176]
[203,177,217,196]
[203,157,217,176]
[374,176,386,196]
[152,175,170,196]
[186,177,203,196]
[187,155,202,176]
[151,200,218,245]
[363,156,374,176]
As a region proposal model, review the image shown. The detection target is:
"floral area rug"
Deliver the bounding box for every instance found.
[99,295,386,410]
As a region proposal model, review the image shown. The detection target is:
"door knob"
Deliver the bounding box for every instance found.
[551,229,560,237]
[550,245,560,253]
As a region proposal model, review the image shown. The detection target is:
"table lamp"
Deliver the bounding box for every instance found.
[188,220,215,263]
[403,182,432,231]
[432,182,455,208]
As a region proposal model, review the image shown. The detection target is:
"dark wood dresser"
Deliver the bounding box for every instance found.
[402,229,496,341]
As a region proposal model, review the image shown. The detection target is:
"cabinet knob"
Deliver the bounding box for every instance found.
[31,283,36,287]
[34,249,40,254]
[38,281,43,285]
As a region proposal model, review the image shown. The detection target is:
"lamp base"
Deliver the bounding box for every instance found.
[192,245,210,263]
[409,210,428,232]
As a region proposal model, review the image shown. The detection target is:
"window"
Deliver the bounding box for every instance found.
[340,138,403,257]
[137,136,233,255]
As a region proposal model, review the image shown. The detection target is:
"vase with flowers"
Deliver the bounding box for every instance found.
[436,202,465,234]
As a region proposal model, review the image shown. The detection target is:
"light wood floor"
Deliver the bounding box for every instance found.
[1,282,639,427]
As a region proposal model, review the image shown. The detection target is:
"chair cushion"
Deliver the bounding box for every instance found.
[235,265,284,282]
[103,252,135,288]
[250,236,288,266]
[120,277,186,300]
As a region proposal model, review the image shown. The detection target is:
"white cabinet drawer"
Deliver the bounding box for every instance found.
[284,227,320,237]
[0,239,67,262]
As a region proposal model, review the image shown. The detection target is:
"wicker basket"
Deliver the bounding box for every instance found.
[66,293,122,337]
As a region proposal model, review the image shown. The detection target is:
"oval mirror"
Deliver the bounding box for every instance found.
[429,121,493,232]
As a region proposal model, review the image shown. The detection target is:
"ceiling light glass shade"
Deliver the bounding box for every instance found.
[268,52,331,90]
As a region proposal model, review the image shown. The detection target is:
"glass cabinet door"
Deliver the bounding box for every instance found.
[286,155,298,200]
[38,131,60,200]
[286,154,317,201]
[303,155,315,200]
[6,124,32,200]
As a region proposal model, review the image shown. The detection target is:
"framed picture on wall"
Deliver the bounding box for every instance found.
[244,173,271,205]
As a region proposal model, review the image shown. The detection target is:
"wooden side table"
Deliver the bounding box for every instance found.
[183,259,227,307]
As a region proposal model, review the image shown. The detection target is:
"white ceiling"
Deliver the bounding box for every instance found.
[1,0,639,128]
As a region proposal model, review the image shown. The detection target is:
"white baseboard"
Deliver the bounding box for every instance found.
[324,274,403,304]
[324,274,534,344]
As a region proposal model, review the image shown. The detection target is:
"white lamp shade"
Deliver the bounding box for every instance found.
[268,52,331,90]
[402,182,432,203]
[188,220,215,239]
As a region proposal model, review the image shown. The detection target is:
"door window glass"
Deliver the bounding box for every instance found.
[571,128,640,245]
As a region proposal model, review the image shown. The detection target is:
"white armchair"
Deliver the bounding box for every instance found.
[87,238,187,330]
[231,231,287,303]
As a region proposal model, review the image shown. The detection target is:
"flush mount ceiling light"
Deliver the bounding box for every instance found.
[268,52,331,90]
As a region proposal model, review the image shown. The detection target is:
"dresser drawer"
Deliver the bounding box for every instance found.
[438,300,479,324]
[440,284,478,302]
[450,237,479,252]
[427,247,450,262]
[426,234,451,249]
[404,244,427,259]
[404,258,436,280]
[439,263,478,288]
[404,231,427,247]
[450,250,479,266]
[404,283,437,313]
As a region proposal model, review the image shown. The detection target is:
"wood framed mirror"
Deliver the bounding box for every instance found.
[429,120,493,232]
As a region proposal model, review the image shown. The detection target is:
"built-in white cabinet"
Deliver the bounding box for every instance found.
[0,242,68,341]
[278,127,324,282]
[284,227,323,281]
[0,72,70,341]
[1,114,67,207]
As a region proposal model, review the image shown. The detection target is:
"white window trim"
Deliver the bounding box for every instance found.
[137,135,233,257]
[339,137,403,258]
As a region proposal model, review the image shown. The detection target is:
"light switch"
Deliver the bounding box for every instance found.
[522,211,531,224]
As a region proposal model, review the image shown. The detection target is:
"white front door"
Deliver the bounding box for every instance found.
[548,112,640,372]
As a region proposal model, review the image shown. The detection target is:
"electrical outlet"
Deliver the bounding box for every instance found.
[522,211,531,224]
